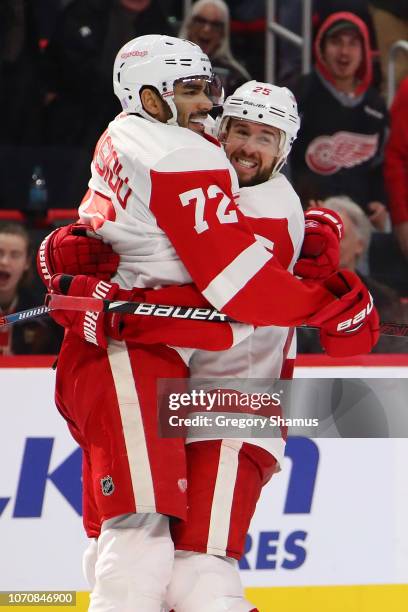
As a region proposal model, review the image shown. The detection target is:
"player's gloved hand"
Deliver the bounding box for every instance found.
[306,270,380,357]
[37,223,119,287]
[37,227,248,350]
[294,208,343,280]
[49,274,252,351]
[49,274,125,349]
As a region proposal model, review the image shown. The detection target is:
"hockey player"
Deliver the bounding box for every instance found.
[165,82,345,612]
[167,82,305,605]
[39,81,343,612]
[39,35,379,612]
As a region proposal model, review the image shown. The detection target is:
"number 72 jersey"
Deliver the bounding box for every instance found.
[79,112,333,327]
[79,112,243,293]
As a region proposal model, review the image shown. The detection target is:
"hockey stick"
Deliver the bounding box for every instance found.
[0,295,231,328]
[0,305,50,327]
[1,293,408,338]
[45,295,408,337]
[45,293,233,322]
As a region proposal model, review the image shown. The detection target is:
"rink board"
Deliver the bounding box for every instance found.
[1,356,408,611]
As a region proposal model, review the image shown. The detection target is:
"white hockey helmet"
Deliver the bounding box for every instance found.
[113,34,222,125]
[216,80,300,175]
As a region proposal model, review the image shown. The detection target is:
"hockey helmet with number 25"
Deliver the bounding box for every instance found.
[217,80,301,176]
[113,34,223,125]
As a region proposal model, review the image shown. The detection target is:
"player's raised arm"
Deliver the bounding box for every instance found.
[149,148,373,336]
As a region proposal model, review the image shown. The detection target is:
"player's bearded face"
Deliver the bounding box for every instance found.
[173,78,213,131]
[223,119,282,186]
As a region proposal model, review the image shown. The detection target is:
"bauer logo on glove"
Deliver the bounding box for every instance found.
[336,292,374,332]
[307,270,380,357]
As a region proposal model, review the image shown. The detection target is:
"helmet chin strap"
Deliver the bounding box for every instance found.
[138,91,179,125]
[270,131,288,177]
[270,156,286,178]
[164,96,179,126]
[138,108,162,123]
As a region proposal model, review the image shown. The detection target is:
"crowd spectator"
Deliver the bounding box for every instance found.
[225,0,265,82]
[323,196,408,351]
[325,195,373,274]
[313,0,376,38]
[0,0,50,145]
[275,0,303,87]
[290,12,388,230]
[0,222,62,355]
[41,0,173,151]
[279,0,380,88]
[384,76,408,260]
[368,0,408,95]
[298,196,408,353]
[313,0,382,90]
[179,0,250,96]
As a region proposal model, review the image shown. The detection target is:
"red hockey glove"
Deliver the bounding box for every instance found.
[49,274,125,349]
[307,270,380,357]
[37,224,119,287]
[38,227,249,351]
[294,208,343,280]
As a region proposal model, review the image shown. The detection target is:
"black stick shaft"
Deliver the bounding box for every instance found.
[1,293,407,338]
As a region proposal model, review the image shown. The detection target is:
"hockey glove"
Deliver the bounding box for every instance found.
[49,275,252,351]
[37,224,119,287]
[49,274,125,349]
[307,270,380,357]
[294,208,343,280]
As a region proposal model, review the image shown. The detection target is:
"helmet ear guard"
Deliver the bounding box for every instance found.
[215,80,300,177]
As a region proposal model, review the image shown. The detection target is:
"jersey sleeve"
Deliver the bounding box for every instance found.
[149,149,335,327]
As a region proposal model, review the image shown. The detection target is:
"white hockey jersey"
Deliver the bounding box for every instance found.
[79,113,239,290]
[188,175,304,466]
[77,113,334,328]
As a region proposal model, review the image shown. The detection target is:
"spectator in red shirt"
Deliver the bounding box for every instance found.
[384,76,408,259]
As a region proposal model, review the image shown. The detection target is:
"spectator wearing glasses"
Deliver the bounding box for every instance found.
[180,0,250,97]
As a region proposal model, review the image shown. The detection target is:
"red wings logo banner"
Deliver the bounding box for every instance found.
[305,131,379,175]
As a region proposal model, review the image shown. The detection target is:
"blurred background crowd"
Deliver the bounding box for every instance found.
[0,0,407,355]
